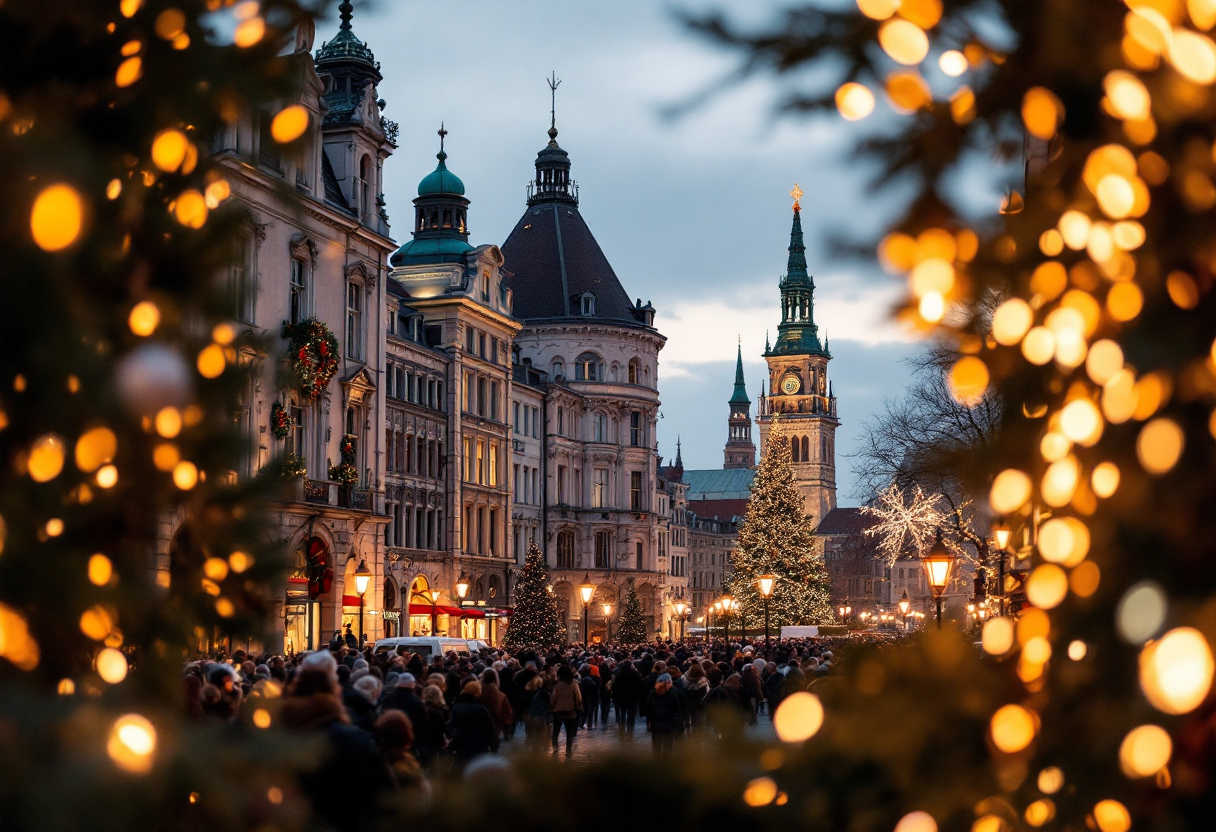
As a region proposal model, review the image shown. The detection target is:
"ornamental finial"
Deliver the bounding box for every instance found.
[547,71,562,142]
[790,182,804,212]
[338,1,353,31]
[437,122,448,162]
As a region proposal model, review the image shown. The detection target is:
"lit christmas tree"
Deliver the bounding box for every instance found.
[503,542,564,647]
[726,420,833,627]
[614,581,647,644]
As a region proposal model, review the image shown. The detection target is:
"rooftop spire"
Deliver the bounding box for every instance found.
[730,340,750,405]
[790,182,803,212]
[547,71,561,143]
[338,0,352,31]
[675,436,683,467]
[437,122,447,163]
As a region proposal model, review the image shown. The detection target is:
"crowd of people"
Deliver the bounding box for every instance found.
[183,637,848,830]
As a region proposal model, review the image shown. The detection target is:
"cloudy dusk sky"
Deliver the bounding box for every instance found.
[330,0,947,505]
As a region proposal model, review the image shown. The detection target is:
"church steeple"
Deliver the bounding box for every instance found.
[767,184,827,358]
[724,339,756,470]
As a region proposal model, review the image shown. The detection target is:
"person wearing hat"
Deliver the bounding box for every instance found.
[641,672,685,756]
[380,672,426,729]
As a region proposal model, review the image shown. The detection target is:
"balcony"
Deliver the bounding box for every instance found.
[299,479,373,512]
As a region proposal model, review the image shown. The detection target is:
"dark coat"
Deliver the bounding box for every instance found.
[764,671,787,710]
[379,686,426,731]
[413,704,449,766]
[449,692,499,762]
[342,687,377,732]
[642,687,686,733]
[611,665,645,707]
[578,675,600,709]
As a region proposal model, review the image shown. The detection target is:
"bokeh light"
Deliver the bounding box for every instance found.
[1139,627,1215,714]
[773,691,824,742]
[30,184,83,251]
[107,714,156,774]
[990,704,1037,753]
[1118,724,1172,778]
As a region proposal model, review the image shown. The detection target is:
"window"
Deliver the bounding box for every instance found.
[488,442,498,487]
[630,412,642,447]
[595,532,611,569]
[594,413,606,442]
[557,407,564,436]
[463,436,472,482]
[557,531,575,569]
[289,258,307,324]
[513,463,520,501]
[490,382,499,421]
[346,282,364,359]
[574,352,600,381]
[552,360,564,380]
[557,465,567,504]
[630,471,642,511]
[231,234,254,323]
[581,294,596,316]
[513,402,521,433]
[287,404,305,463]
[636,541,643,571]
[358,155,372,221]
[476,439,485,484]
[490,337,498,364]
[628,360,638,384]
[477,378,487,418]
[592,468,607,508]
[465,327,476,354]
[532,407,540,438]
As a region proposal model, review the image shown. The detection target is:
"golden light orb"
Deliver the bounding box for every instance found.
[894,811,938,832]
[879,19,930,65]
[1138,418,1184,475]
[773,691,824,742]
[1140,626,1215,715]
[835,82,876,120]
[28,433,66,482]
[1025,564,1068,609]
[88,554,113,586]
[1092,461,1121,498]
[151,128,189,172]
[992,298,1034,346]
[172,460,198,490]
[1119,724,1172,778]
[990,704,1037,753]
[75,427,117,473]
[107,713,156,774]
[1092,799,1132,832]
[128,301,161,337]
[96,647,128,684]
[938,50,968,75]
[990,469,1031,514]
[30,184,84,252]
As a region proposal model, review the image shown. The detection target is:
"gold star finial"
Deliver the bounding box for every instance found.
[790,182,804,211]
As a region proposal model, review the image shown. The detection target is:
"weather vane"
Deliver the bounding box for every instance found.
[790,182,804,211]
[548,71,561,134]
[438,122,447,156]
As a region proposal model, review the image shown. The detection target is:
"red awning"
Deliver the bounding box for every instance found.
[408,603,439,615]
[460,608,486,619]
[342,594,362,607]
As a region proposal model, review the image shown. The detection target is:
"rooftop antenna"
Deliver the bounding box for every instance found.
[547,71,561,141]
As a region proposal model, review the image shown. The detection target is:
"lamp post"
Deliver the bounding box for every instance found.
[838,596,852,624]
[721,596,736,647]
[756,574,776,657]
[898,589,911,631]
[674,599,688,642]
[354,559,371,645]
[455,571,470,639]
[712,600,722,642]
[578,573,595,645]
[603,602,613,642]
[921,528,959,630]
[992,519,1011,617]
[426,588,441,636]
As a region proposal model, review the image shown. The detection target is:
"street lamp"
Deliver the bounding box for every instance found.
[454,571,470,640]
[838,596,852,623]
[898,589,910,629]
[426,588,441,636]
[921,528,959,630]
[756,574,776,657]
[354,559,371,645]
[602,602,613,642]
[721,596,736,646]
[674,599,688,641]
[991,519,1011,617]
[578,573,595,645]
[711,601,721,641]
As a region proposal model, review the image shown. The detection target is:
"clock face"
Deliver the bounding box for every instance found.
[780,374,801,395]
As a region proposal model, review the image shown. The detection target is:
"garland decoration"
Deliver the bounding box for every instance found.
[270,400,292,440]
[281,318,339,400]
[328,434,358,487]
[282,453,307,481]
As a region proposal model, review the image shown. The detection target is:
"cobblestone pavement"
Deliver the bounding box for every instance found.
[501,712,777,765]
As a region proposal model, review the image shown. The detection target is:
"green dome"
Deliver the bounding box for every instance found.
[418,153,465,196]
[391,236,474,267]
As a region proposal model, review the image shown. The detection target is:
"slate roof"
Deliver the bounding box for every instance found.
[501,201,643,324]
[814,507,878,537]
[684,468,757,501]
[688,498,750,521]
[321,150,355,216]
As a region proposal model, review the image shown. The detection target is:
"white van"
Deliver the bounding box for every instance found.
[466,639,490,655]
[372,637,471,660]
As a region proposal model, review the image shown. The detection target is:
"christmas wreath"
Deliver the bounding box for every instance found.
[328,433,358,486]
[270,400,292,440]
[281,318,339,400]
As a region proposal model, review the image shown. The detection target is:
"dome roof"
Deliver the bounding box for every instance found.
[390,235,474,267]
[418,153,465,196]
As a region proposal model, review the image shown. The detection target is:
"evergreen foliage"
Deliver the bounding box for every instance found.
[725,420,832,626]
[503,542,564,647]
[614,582,647,644]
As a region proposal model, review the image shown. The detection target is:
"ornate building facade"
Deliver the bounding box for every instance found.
[756,186,839,523]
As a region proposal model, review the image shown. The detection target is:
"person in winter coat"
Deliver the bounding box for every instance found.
[596,660,613,728]
[280,661,393,832]
[763,662,787,716]
[379,673,427,730]
[548,665,583,756]
[740,663,763,725]
[448,680,499,766]
[611,660,645,741]
[705,671,750,736]
[413,684,450,768]
[522,674,550,752]
[511,661,539,736]
[478,669,514,739]
[373,710,428,794]
[578,665,600,728]
[641,673,686,756]
[682,663,710,729]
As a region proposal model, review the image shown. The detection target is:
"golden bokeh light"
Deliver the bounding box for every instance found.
[58,678,75,695]
[173,189,208,228]
[30,184,84,252]
[992,298,1034,346]
[1104,70,1151,120]
[153,442,180,472]
[857,0,900,19]
[172,460,198,490]
[28,433,66,482]
[154,8,186,41]
[253,708,272,729]
[1092,799,1132,832]
[950,86,976,124]
[1107,281,1144,321]
[233,15,265,47]
[918,291,946,322]
[894,810,938,832]
[1024,799,1055,828]
[982,616,1015,655]
[1021,327,1056,365]
[835,82,876,120]
[1023,636,1052,664]
[1137,417,1184,474]
[128,301,160,337]
[1092,461,1121,498]
[1086,339,1124,385]
[271,105,310,144]
[1022,87,1063,139]
[1038,517,1090,565]
[1041,456,1079,507]
[88,554,113,586]
[990,469,1032,513]
[1166,270,1200,308]
[215,597,235,617]
[75,426,117,473]
[948,356,988,406]
[120,0,143,16]
[773,691,825,742]
[1069,640,1089,660]
[205,177,231,208]
[990,704,1037,753]
[886,71,932,111]
[79,605,115,641]
[1038,228,1064,256]
[1111,219,1146,249]
[203,557,230,582]
[115,56,142,87]
[1168,28,1216,83]
[1040,431,1071,462]
[1118,582,1167,644]
[229,551,253,573]
[1119,724,1172,778]
[1059,399,1103,446]
[96,647,128,683]
[96,464,118,488]
[743,776,778,807]
[198,343,226,378]
[939,49,968,75]
[107,714,156,774]
[879,19,930,65]
[1057,212,1091,250]
[155,407,182,439]
[897,0,942,28]
[878,232,918,273]
[1026,564,1068,609]
[151,128,189,172]
[1139,627,1215,714]
[1037,766,1064,794]
[0,604,40,670]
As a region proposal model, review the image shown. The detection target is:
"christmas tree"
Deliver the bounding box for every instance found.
[615,582,647,644]
[503,542,564,647]
[726,420,833,627]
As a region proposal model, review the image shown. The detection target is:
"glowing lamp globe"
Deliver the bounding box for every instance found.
[921,529,958,598]
[757,574,776,598]
[455,571,470,600]
[353,559,371,597]
[578,573,595,605]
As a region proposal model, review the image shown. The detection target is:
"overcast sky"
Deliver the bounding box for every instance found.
[331,0,937,506]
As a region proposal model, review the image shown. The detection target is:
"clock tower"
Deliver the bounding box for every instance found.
[756,185,838,522]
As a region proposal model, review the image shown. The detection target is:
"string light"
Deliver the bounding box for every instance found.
[835,83,876,120]
[894,811,937,832]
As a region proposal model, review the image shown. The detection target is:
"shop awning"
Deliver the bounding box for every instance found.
[342,594,362,607]
[408,603,441,615]
[453,606,485,618]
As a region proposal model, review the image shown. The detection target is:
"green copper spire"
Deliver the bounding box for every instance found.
[729,338,750,405]
[767,185,827,357]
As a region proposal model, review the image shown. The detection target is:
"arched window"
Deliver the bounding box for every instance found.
[802,435,810,461]
[358,155,372,219]
[791,435,800,463]
[551,360,565,381]
[557,531,575,568]
[574,352,601,381]
[627,359,639,384]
